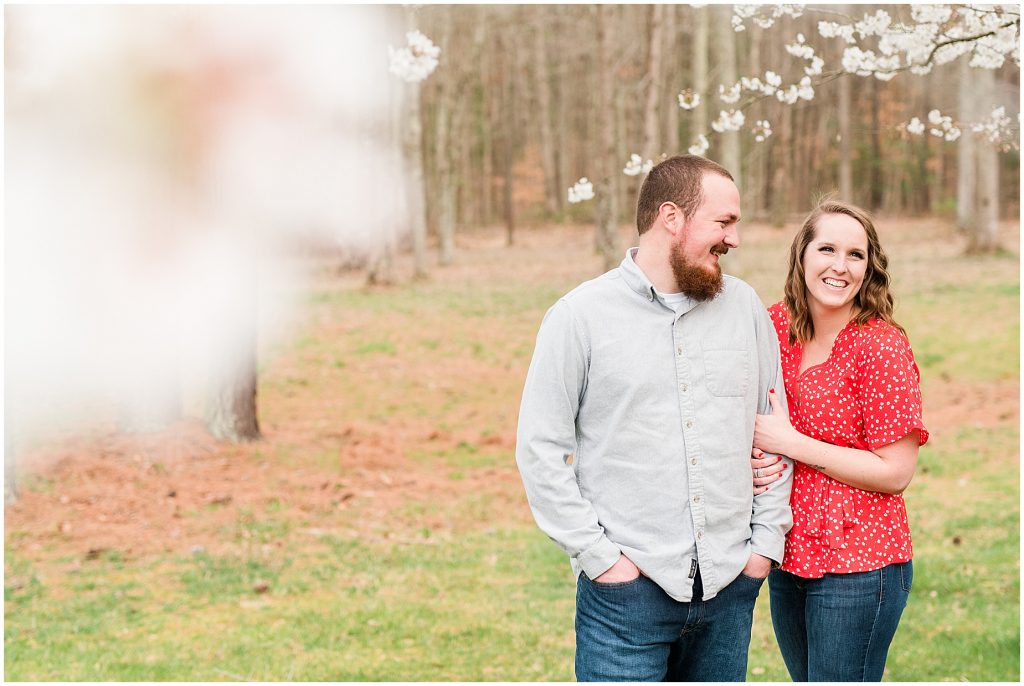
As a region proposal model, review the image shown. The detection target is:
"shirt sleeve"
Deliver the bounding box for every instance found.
[514,299,621,579]
[857,324,929,450]
[749,299,794,566]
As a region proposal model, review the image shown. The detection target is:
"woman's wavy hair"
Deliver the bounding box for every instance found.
[784,198,904,345]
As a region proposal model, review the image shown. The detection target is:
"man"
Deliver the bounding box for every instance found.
[515,155,793,681]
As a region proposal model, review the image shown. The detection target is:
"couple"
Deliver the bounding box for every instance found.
[515,155,928,682]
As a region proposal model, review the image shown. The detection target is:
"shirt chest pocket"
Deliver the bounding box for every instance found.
[701,347,750,397]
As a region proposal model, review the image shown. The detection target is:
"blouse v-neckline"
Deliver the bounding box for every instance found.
[796,319,857,379]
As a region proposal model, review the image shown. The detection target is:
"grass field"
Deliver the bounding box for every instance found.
[5,217,1019,681]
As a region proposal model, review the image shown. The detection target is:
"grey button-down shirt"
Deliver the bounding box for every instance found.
[516,248,793,602]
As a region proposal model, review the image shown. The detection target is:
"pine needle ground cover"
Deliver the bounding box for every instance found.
[5,219,1018,681]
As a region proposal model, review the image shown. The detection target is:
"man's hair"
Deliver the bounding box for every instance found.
[635,155,734,235]
[784,198,905,345]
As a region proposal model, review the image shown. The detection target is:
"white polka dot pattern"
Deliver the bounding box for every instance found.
[769,302,929,579]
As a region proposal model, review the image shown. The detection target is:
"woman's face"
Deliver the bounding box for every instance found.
[802,213,869,316]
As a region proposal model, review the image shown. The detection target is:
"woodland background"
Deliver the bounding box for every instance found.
[4,4,1020,681]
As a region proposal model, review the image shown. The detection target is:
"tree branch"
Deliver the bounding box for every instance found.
[920,20,1020,67]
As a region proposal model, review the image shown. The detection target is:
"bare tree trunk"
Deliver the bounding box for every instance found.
[207,355,260,442]
[554,56,569,217]
[502,142,516,246]
[838,72,853,201]
[770,104,792,227]
[474,11,492,226]
[868,79,883,210]
[595,5,619,270]
[532,6,559,216]
[368,65,403,286]
[401,7,429,279]
[691,6,709,141]
[663,5,680,156]
[434,17,456,265]
[614,53,628,226]
[405,85,428,277]
[956,57,978,233]
[641,4,666,162]
[490,8,519,245]
[205,257,260,443]
[745,23,765,218]
[968,66,1000,253]
[712,5,740,184]
[499,28,517,246]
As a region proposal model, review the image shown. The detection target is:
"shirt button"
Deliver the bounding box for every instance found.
[685,420,693,429]
[697,530,704,540]
[681,383,689,392]
[677,346,683,355]
[693,495,701,504]
[690,457,697,465]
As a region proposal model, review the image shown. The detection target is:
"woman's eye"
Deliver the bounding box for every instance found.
[850,251,865,259]
[819,246,834,253]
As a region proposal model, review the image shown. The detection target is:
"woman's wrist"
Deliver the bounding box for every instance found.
[783,430,812,465]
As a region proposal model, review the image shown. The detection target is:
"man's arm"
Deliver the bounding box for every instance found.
[747,301,794,569]
[515,300,622,579]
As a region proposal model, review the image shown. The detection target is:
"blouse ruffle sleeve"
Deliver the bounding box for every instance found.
[855,322,929,450]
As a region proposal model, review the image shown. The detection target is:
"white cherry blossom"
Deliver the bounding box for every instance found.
[719,83,742,104]
[688,134,710,156]
[752,119,773,142]
[854,9,892,39]
[732,4,805,31]
[388,30,440,83]
[623,154,654,177]
[678,89,701,110]
[818,20,856,44]
[711,109,745,132]
[568,177,594,204]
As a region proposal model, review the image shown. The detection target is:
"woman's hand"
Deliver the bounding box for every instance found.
[753,389,800,456]
[751,448,786,495]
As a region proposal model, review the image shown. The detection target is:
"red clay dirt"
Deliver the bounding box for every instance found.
[5,220,1018,566]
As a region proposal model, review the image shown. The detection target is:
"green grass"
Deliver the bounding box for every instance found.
[901,279,1019,384]
[6,531,575,681]
[5,222,1019,681]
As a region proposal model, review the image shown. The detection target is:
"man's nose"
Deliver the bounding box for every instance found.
[725,225,740,248]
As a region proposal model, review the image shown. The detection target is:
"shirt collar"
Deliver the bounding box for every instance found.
[621,247,699,315]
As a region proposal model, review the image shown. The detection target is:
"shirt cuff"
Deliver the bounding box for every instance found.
[577,536,622,579]
[750,528,786,568]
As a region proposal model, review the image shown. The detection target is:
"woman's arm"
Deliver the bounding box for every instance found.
[753,390,920,494]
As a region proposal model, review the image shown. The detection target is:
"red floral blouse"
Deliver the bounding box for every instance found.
[769,302,929,578]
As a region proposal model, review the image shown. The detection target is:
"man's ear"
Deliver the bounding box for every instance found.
[659,202,683,236]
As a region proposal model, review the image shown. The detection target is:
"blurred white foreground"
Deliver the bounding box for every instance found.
[5,5,403,452]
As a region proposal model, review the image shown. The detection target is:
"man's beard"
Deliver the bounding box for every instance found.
[670,238,727,302]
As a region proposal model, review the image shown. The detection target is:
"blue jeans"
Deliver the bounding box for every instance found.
[768,562,912,682]
[575,568,764,682]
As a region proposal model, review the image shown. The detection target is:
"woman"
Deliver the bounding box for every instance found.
[750,200,928,682]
